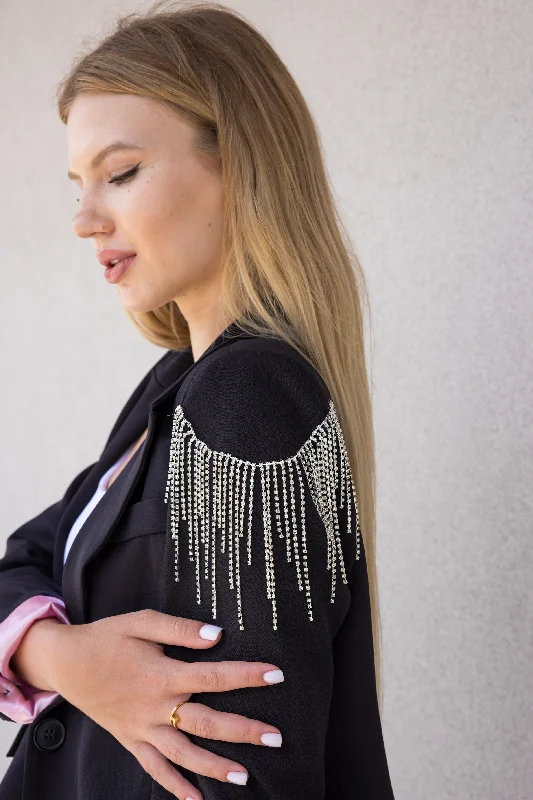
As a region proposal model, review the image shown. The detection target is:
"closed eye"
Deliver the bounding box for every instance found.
[73,162,141,203]
[109,162,141,185]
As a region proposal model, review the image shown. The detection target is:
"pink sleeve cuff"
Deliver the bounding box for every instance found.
[0,595,71,724]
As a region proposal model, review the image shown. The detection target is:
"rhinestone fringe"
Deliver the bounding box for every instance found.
[164,398,361,631]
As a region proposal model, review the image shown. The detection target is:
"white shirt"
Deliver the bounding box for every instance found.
[63,442,137,565]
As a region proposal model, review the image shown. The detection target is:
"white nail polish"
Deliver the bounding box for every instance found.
[227,771,248,785]
[263,669,284,683]
[199,624,222,640]
[261,732,282,747]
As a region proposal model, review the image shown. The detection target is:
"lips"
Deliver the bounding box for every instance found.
[97,249,137,267]
[103,254,136,284]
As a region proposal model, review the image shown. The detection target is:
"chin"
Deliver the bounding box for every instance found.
[117,289,168,314]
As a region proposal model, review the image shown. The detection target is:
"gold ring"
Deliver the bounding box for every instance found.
[169,700,190,728]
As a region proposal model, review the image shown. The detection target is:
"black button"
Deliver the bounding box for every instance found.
[33,718,66,751]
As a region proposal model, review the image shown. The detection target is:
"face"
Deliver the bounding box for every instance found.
[67,92,225,317]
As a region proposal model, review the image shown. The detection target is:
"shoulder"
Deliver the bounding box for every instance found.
[178,336,332,462]
[164,334,362,631]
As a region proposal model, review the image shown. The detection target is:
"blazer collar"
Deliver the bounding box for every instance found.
[60,319,257,623]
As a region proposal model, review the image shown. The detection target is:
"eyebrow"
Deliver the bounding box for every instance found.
[67,141,144,180]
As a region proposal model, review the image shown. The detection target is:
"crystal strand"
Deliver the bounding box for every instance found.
[237,462,249,626]
[280,460,292,562]
[173,429,180,582]
[165,408,180,582]
[300,444,326,551]
[215,451,221,532]
[294,459,313,621]
[176,419,190,582]
[325,418,335,510]
[221,455,228,554]
[301,445,333,576]
[187,435,194,563]
[235,461,244,630]
[197,442,204,546]
[211,452,219,619]
[288,459,303,590]
[247,464,256,566]
[172,415,180,582]
[327,426,346,591]
[228,459,235,591]
[263,463,277,629]
[193,440,201,605]
[328,408,353,577]
[319,429,339,599]
[200,442,206,574]
[317,430,334,540]
[234,456,241,538]
[239,461,248,540]
[332,404,361,561]
[333,406,346,511]
[272,462,283,540]
[329,410,339,505]
[354,491,362,561]
[260,465,275,626]
[179,427,188,526]
[204,450,211,580]
[260,466,270,601]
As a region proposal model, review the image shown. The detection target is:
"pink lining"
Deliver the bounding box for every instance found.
[0,595,71,723]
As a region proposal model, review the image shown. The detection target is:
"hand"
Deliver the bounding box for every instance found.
[47,609,284,800]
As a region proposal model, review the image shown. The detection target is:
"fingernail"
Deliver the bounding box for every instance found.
[263,669,284,683]
[199,624,222,640]
[261,732,282,747]
[227,771,248,785]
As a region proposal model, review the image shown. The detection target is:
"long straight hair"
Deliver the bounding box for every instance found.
[55,0,385,711]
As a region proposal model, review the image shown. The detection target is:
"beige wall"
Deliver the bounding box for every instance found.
[1,1,531,797]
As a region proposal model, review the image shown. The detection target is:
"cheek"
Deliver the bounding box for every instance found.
[147,181,223,269]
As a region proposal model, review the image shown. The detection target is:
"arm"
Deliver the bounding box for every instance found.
[160,342,364,799]
[0,597,71,723]
[0,349,173,724]
[0,461,95,722]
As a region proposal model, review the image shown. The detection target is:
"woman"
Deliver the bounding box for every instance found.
[0,2,395,798]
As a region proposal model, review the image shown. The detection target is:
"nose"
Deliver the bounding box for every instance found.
[72,204,113,240]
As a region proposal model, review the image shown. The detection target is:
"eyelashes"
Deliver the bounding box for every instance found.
[108,162,141,185]
[74,162,141,203]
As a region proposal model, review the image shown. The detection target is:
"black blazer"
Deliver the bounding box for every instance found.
[0,322,395,799]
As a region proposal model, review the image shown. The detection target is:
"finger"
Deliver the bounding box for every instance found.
[133,739,203,800]
[130,609,224,648]
[163,700,283,748]
[176,660,285,694]
[153,725,250,787]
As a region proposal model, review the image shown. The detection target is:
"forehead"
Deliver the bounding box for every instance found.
[66,92,194,169]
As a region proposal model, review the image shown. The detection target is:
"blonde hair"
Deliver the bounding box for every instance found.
[55,0,385,712]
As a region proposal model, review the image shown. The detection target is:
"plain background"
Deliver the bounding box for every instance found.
[1,1,532,797]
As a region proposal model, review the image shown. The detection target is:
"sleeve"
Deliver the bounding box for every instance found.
[0,596,71,723]
[160,343,362,800]
[0,460,96,723]
[0,350,169,724]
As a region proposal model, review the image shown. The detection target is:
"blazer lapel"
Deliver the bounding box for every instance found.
[52,348,193,584]
[61,322,256,624]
